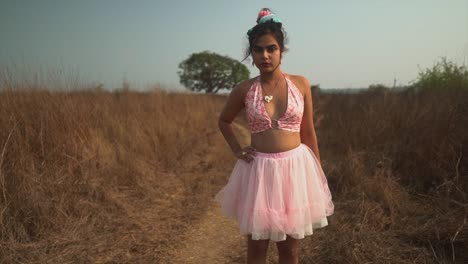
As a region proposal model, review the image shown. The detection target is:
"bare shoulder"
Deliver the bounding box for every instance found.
[219,77,256,122]
[229,77,257,100]
[286,74,310,96]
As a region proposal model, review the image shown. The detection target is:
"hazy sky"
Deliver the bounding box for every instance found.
[1,0,467,91]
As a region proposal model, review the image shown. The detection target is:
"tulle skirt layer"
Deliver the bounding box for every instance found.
[215,144,334,242]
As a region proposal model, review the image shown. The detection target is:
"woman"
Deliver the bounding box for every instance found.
[215,8,334,264]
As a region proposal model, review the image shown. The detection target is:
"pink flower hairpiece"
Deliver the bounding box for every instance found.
[247,9,282,36]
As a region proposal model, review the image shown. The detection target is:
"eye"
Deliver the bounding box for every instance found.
[267,46,278,53]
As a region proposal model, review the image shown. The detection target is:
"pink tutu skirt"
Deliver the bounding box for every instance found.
[215,143,334,241]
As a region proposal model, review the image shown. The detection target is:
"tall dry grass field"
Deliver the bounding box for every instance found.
[303,88,468,264]
[0,87,235,263]
[0,82,467,263]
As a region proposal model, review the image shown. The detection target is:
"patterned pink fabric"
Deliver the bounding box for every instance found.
[245,75,304,134]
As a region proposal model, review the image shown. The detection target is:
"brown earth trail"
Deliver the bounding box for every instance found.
[168,121,283,263]
[172,201,244,263]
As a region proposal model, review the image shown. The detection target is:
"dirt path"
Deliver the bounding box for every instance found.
[170,121,257,263]
[172,201,245,263]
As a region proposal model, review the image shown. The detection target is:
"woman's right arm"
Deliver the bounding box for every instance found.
[218,82,255,162]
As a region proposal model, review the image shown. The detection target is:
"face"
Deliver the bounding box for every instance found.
[251,33,282,73]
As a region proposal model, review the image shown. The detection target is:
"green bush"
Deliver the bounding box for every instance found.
[411,57,468,91]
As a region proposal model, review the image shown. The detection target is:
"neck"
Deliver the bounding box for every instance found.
[259,67,283,84]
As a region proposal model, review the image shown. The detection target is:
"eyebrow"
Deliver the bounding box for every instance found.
[253,44,278,49]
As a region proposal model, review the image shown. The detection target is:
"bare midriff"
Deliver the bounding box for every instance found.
[251,129,301,153]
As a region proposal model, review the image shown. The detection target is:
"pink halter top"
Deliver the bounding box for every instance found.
[245,75,304,134]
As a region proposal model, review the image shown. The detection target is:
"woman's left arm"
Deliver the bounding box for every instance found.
[297,76,322,164]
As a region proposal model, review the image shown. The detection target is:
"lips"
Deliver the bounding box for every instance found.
[260,63,272,67]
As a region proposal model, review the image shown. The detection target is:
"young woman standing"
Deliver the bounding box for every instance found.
[215,8,334,264]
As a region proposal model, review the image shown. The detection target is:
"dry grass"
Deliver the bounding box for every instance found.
[0,86,234,263]
[302,88,468,264]
[0,82,467,263]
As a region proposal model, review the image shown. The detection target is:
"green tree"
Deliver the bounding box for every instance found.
[178,51,250,93]
[411,57,468,91]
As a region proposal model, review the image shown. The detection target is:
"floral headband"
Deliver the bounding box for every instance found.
[247,9,282,36]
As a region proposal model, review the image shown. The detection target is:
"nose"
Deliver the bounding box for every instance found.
[261,50,269,59]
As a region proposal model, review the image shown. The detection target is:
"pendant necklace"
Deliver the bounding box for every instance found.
[261,76,282,103]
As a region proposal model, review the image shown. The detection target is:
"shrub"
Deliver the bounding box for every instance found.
[411,57,468,91]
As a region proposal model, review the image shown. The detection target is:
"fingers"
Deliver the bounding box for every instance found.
[236,146,257,163]
[241,153,254,163]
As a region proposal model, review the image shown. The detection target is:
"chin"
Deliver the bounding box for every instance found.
[258,68,276,74]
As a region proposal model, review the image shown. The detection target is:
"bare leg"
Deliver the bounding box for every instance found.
[276,235,299,264]
[247,234,270,264]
